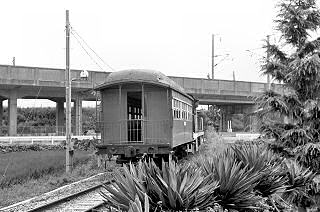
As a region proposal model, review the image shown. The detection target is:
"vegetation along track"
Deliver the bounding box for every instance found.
[26,182,109,212]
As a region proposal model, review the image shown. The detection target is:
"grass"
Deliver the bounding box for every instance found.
[0,150,92,188]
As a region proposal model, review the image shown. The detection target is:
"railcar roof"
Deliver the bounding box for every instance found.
[95,69,193,99]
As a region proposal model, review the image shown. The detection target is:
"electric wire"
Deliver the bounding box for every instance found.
[70,26,116,72]
[245,47,264,52]
[70,30,105,71]
[214,54,232,67]
[71,27,115,71]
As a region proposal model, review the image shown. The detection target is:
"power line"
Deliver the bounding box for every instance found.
[70,30,105,71]
[245,47,264,52]
[214,54,232,67]
[70,26,116,72]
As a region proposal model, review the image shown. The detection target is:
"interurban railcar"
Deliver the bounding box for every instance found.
[95,69,204,162]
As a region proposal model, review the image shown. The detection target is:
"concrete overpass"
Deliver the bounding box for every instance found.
[0,65,285,135]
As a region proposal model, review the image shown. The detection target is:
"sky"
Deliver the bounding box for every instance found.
[0,0,280,107]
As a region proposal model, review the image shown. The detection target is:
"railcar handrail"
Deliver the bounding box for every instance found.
[97,119,171,144]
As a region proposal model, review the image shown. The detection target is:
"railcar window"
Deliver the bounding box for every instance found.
[172,98,192,121]
[188,105,192,121]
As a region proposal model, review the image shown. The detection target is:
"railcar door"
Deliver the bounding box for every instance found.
[127,92,142,142]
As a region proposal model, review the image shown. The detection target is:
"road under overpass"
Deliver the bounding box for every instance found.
[0,65,285,135]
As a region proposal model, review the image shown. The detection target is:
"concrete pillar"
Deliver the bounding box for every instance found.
[56,100,64,135]
[0,99,3,135]
[244,104,258,132]
[219,106,228,132]
[0,100,3,128]
[75,96,82,135]
[8,91,17,136]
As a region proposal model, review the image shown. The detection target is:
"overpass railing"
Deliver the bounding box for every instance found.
[0,65,109,88]
[170,76,285,96]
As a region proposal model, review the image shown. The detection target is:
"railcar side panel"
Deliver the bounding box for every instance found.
[101,88,121,144]
[101,87,127,144]
[144,85,171,145]
[171,90,193,147]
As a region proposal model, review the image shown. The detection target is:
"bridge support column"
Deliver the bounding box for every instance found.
[243,104,258,132]
[8,91,17,136]
[0,100,3,125]
[75,96,82,136]
[0,99,3,134]
[219,106,228,132]
[56,100,64,135]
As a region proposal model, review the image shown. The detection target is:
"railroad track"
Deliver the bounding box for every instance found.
[26,181,111,212]
[0,173,114,212]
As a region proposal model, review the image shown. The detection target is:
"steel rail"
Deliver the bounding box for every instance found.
[26,180,112,212]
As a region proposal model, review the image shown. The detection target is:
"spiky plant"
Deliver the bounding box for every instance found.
[100,162,150,210]
[195,150,263,211]
[128,194,150,212]
[101,159,219,211]
[144,159,219,211]
[232,144,288,197]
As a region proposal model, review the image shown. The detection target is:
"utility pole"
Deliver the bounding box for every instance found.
[65,10,73,173]
[266,35,271,90]
[212,34,215,80]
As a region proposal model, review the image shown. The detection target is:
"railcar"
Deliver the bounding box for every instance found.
[95,69,204,163]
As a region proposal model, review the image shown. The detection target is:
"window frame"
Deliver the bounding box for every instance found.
[172,97,192,121]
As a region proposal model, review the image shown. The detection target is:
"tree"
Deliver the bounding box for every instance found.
[257,0,320,209]
[198,105,221,130]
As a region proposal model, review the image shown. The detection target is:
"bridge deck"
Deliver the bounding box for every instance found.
[0,64,285,104]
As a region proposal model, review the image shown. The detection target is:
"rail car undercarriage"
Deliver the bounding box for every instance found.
[95,133,204,164]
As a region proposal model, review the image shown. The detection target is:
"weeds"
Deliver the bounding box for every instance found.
[0,150,91,188]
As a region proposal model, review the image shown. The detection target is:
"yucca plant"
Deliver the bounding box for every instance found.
[101,159,220,211]
[100,162,151,210]
[232,144,274,172]
[194,151,263,211]
[145,159,219,211]
[232,145,288,197]
[128,193,150,212]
